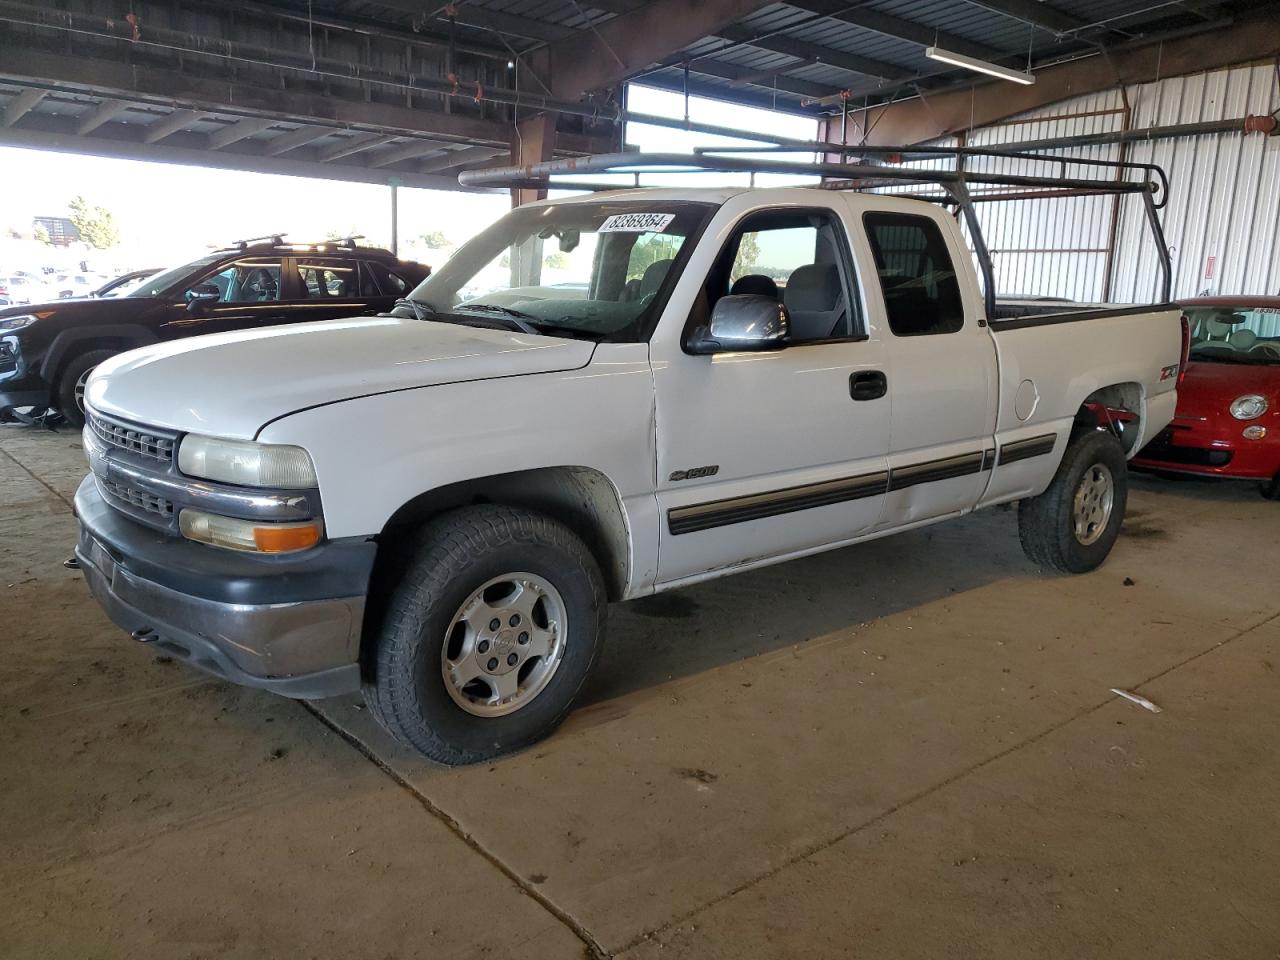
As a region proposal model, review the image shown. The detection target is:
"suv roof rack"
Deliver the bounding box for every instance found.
[458,148,1173,316]
[221,235,401,259]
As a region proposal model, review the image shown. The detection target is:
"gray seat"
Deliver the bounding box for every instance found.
[783,263,845,341]
[730,274,779,299]
[639,258,673,299]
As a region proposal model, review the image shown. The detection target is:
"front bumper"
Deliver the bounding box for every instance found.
[1133,418,1279,481]
[75,476,376,699]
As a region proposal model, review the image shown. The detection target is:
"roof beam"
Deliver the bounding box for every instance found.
[75,98,129,135]
[685,57,843,101]
[262,125,330,155]
[960,0,1091,35]
[714,25,913,81]
[1,87,47,127]
[0,48,525,148]
[208,116,276,150]
[369,138,449,168]
[319,132,397,163]
[786,0,1008,61]
[418,145,506,174]
[142,108,204,143]
[860,10,1280,145]
[537,0,777,100]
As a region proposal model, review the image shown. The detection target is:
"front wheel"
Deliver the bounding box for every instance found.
[55,349,117,427]
[363,505,607,765]
[1261,473,1280,501]
[1018,430,1128,574]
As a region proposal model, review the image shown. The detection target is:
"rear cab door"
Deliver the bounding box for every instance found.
[852,195,999,529]
[279,256,386,324]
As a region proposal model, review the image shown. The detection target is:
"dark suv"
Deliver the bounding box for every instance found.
[0,238,429,425]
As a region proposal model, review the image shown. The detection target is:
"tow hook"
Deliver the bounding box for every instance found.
[63,556,80,569]
[131,627,158,643]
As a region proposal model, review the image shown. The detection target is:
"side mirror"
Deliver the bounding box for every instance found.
[686,294,790,355]
[185,283,220,313]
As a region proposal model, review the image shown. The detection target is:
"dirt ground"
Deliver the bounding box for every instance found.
[2,423,1278,960]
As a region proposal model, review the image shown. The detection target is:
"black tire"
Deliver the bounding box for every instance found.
[1260,473,1280,501]
[363,505,607,765]
[54,349,117,427]
[1018,430,1128,574]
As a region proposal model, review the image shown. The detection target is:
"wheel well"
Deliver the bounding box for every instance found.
[50,338,139,385]
[371,466,632,603]
[1076,382,1144,454]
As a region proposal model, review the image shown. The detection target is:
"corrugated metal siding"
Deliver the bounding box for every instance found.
[957,62,1280,304]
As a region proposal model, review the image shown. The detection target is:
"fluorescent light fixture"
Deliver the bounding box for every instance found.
[925,46,1036,85]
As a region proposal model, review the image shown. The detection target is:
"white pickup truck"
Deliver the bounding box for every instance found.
[76,173,1186,763]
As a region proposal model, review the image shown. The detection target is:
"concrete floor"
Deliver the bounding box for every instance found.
[3,424,1278,960]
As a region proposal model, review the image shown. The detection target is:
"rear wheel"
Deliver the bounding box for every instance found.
[1018,430,1128,574]
[55,349,116,427]
[363,505,606,765]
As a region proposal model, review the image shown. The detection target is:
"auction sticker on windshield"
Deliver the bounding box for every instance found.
[599,213,676,233]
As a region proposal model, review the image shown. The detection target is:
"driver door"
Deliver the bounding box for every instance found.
[161,257,288,339]
[651,198,891,585]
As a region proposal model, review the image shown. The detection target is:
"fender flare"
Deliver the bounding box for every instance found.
[39,325,160,381]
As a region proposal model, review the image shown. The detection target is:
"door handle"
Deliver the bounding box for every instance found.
[850,370,887,401]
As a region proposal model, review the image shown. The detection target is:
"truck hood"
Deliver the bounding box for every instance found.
[85,316,596,439]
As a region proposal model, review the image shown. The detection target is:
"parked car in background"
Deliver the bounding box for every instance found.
[56,273,112,299]
[90,269,162,299]
[0,275,56,305]
[0,238,428,425]
[1132,296,1280,498]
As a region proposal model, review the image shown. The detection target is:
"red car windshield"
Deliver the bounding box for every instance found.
[1187,306,1280,366]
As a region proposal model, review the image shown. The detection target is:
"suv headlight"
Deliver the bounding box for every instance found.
[0,314,38,334]
[178,434,318,488]
[1229,395,1269,421]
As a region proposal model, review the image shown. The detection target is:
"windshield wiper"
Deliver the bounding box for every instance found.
[452,303,540,335]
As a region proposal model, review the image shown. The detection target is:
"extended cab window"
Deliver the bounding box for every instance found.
[864,213,964,337]
[702,209,861,343]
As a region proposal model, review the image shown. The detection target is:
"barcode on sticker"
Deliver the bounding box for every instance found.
[599,213,676,233]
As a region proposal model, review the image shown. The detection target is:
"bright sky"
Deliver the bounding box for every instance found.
[0,84,818,274]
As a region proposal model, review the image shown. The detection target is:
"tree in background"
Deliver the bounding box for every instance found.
[729,232,761,281]
[543,251,571,270]
[420,230,452,250]
[67,196,120,249]
[32,224,52,246]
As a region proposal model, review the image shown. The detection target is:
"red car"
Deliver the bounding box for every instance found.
[1132,296,1280,499]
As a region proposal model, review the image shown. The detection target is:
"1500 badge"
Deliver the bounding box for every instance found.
[669,465,719,481]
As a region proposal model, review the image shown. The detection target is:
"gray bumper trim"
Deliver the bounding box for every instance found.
[77,533,363,700]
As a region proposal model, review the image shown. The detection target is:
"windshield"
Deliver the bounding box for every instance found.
[409,200,714,341]
[1187,306,1280,365]
[126,256,222,298]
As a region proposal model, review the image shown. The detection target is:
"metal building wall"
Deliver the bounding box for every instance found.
[950,61,1279,304]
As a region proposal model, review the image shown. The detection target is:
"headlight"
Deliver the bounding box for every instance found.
[1229,395,1269,421]
[177,434,317,488]
[0,314,37,334]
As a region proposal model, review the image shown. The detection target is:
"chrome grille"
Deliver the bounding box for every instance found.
[98,478,174,517]
[88,412,176,462]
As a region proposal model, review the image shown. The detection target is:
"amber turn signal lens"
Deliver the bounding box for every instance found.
[253,522,323,553]
[1242,425,1267,441]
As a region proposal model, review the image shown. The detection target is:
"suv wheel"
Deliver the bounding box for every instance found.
[1018,429,1128,574]
[55,349,117,427]
[364,505,607,765]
